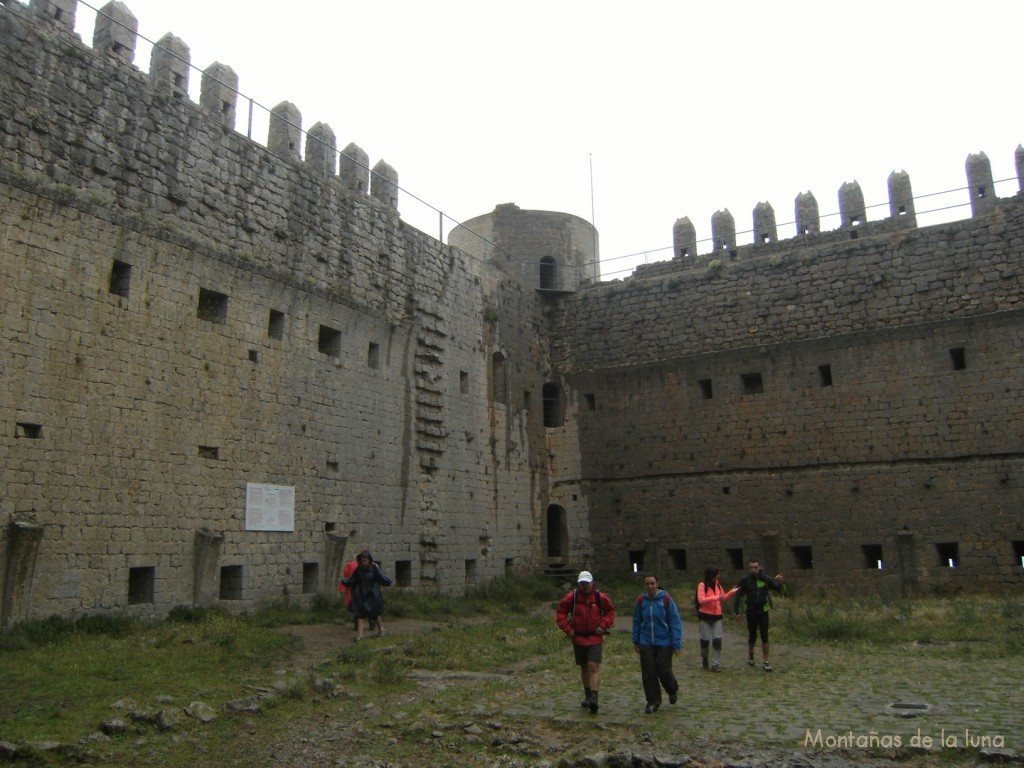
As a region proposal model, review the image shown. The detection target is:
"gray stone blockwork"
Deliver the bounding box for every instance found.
[0,1,1022,625]
[0,2,561,625]
[553,185,1024,593]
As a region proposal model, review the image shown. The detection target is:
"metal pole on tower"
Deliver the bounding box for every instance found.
[589,154,598,279]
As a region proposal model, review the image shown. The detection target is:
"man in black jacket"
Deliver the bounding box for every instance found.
[733,559,784,672]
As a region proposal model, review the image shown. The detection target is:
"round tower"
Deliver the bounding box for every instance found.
[448,203,599,291]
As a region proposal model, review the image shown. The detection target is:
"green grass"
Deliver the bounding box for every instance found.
[2,581,1022,766]
[0,610,295,747]
[775,591,1024,654]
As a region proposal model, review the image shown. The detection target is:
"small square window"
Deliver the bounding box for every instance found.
[15,422,42,439]
[1013,541,1024,568]
[699,379,713,400]
[198,445,219,460]
[629,551,645,574]
[790,545,813,570]
[741,373,763,395]
[862,544,884,569]
[584,393,596,411]
[395,560,412,587]
[936,542,959,568]
[197,288,228,324]
[668,549,686,570]
[726,548,744,570]
[318,325,341,356]
[128,566,155,605]
[818,364,833,387]
[949,347,966,371]
[268,310,285,340]
[220,565,243,600]
[109,260,132,299]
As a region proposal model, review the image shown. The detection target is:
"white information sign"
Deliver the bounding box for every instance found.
[245,483,296,532]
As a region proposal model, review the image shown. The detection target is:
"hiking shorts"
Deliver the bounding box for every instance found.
[573,643,603,666]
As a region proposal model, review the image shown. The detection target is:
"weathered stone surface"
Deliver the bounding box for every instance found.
[0,0,1022,627]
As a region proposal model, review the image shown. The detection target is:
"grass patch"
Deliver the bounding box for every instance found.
[2,581,1022,766]
[775,591,1024,654]
[0,610,295,747]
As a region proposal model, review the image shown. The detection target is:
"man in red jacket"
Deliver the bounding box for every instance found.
[555,570,616,713]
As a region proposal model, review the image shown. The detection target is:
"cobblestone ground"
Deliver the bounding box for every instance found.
[494,613,1022,761]
[275,609,1022,767]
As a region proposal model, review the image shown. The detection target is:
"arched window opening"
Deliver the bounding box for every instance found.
[546,504,568,558]
[543,381,563,427]
[539,256,557,291]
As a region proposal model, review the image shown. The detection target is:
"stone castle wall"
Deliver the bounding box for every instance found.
[2,0,1022,626]
[0,0,560,625]
[551,183,1024,592]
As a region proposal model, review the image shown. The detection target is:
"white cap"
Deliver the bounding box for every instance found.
[577,570,594,583]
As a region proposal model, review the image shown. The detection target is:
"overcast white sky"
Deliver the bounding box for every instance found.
[68,0,1023,280]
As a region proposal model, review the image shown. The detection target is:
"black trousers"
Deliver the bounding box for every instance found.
[638,645,678,705]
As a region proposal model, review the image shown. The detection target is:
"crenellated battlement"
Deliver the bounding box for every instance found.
[18,0,399,205]
[661,147,1024,276]
[1,0,411,308]
[3,0,1024,626]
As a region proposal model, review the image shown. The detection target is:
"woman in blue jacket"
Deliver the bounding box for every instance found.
[631,573,683,713]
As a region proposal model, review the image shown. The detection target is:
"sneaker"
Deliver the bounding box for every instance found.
[353,635,362,643]
[711,664,721,673]
[747,657,755,666]
[763,662,773,672]
[644,703,659,714]
[588,692,599,714]
[669,691,678,705]
[377,627,385,638]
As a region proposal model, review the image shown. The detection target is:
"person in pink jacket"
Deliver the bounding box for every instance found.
[697,567,738,672]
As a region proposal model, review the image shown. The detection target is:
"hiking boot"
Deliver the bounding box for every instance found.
[377,627,385,638]
[588,691,599,714]
[701,657,709,670]
[711,664,721,673]
[669,690,678,705]
[581,688,593,708]
[763,662,773,672]
[644,703,659,714]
